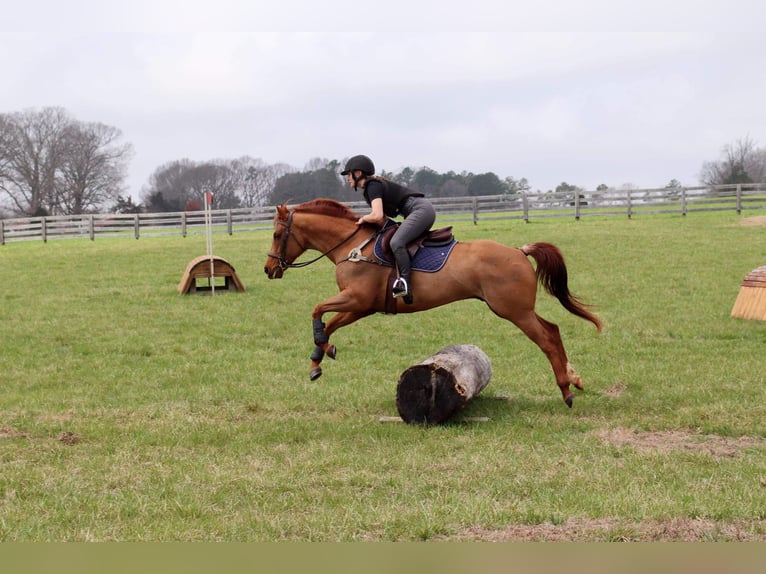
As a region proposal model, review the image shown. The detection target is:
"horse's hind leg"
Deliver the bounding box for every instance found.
[498,308,582,407]
[531,314,582,407]
[534,314,584,401]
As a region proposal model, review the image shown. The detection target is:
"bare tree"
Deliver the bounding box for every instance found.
[233,156,295,207]
[141,159,197,212]
[185,162,241,209]
[745,147,766,184]
[0,107,71,215]
[233,156,267,207]
[700,137,766,186]
[142,159,249,211]
[0,107,132,215]
[56,122,132,214]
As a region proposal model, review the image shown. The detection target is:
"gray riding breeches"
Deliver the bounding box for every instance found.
[389,197,436,253]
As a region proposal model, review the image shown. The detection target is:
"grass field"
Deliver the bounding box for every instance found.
[1,209,765,541]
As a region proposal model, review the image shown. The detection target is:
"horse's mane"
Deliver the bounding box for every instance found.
[291,198,358,222]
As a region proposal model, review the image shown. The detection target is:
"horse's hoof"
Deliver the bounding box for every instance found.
[565,395,574,408]
[310,367,322,381]
[326,345,337,360]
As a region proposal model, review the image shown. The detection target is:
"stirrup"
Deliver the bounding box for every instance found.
[392,277,409,298]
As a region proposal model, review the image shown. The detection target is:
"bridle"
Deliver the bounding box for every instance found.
[267,209,363,271]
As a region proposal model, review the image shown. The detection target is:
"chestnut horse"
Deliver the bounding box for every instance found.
[264,198,602,407]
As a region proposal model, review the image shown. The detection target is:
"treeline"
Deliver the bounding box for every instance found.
[2,107,765,216]
[138,157,534,213]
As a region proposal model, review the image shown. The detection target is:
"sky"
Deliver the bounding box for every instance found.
[2,0,764,201]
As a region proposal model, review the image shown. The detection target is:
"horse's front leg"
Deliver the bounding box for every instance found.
[309,295,372,380]
[310,313,341,380]
[310,319,330,381]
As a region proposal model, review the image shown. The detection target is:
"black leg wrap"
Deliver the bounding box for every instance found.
[313,319,328,345]
[310,345,325,362]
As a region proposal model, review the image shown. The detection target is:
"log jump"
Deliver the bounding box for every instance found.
[396,344,492,425]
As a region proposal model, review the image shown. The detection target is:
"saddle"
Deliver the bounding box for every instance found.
[374,220,457,315]
[377,220,454,259]
[373,219,457,315]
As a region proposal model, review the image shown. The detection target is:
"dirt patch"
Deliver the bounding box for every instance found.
[2,426,83,444]
[58,431,82,445]
[445,517,766,541]
[0,427,30,439]
[593,428,764,458]
[604,382,627,398]
[740,215,766,227]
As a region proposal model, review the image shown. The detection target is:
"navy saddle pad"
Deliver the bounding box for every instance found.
[373,220,458,273]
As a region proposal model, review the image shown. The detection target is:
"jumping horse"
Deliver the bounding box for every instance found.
[264,198,602,407]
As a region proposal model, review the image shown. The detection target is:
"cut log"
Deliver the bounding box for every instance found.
[396,344,492,425]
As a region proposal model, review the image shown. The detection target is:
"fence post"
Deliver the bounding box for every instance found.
[134,214,140,239]
[574,192,580,220]
[522,192,529,223]
[627,191,632,219]
[472,198,478,225]
[181,212,187,238]
[89,215,95,241]
[41,217,48,243]
[681,187,687,216]
[227,210,233,235]
[736,183,742,215]
[0,220,4,245]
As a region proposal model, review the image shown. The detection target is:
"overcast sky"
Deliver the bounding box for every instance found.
[2,1,764,200]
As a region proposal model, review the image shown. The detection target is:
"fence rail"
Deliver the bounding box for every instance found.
[2,183,765,245]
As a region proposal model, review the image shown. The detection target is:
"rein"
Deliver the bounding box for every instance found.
[267,210,363,270]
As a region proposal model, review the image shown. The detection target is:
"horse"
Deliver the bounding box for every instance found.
[264,198,602,407]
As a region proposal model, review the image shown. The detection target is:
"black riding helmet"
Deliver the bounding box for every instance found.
[341,154,375,190]
[341,154,375,176]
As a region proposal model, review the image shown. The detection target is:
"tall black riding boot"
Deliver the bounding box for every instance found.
[392,247,413,304]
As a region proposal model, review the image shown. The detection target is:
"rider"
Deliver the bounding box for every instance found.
[341,154,436,305]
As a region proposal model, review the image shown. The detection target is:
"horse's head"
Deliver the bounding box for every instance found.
[264,198,361,279]
[264,203,307,279]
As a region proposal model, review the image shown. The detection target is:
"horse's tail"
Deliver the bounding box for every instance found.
[521,242,603,332]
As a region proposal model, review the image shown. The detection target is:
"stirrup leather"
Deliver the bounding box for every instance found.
[392,277,409,298]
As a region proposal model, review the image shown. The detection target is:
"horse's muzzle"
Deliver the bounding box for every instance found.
[264,265,284,279]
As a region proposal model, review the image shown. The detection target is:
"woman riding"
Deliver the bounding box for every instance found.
[341,154,436,304]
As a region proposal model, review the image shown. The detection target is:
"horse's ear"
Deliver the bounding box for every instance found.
[276,202,289,219]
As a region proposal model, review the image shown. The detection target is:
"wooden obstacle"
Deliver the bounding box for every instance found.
[731,265,766,321]
[395,344,492,425]
[178,255,245,294]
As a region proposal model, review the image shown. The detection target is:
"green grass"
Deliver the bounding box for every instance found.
[1,210,765,541]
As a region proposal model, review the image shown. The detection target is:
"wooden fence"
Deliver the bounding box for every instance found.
[1,183,765,245]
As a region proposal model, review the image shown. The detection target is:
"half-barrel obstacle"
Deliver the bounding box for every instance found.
[177,192,245,295]
[395,344,492,425]
[731,265,766,321]
[177,255,245,294]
